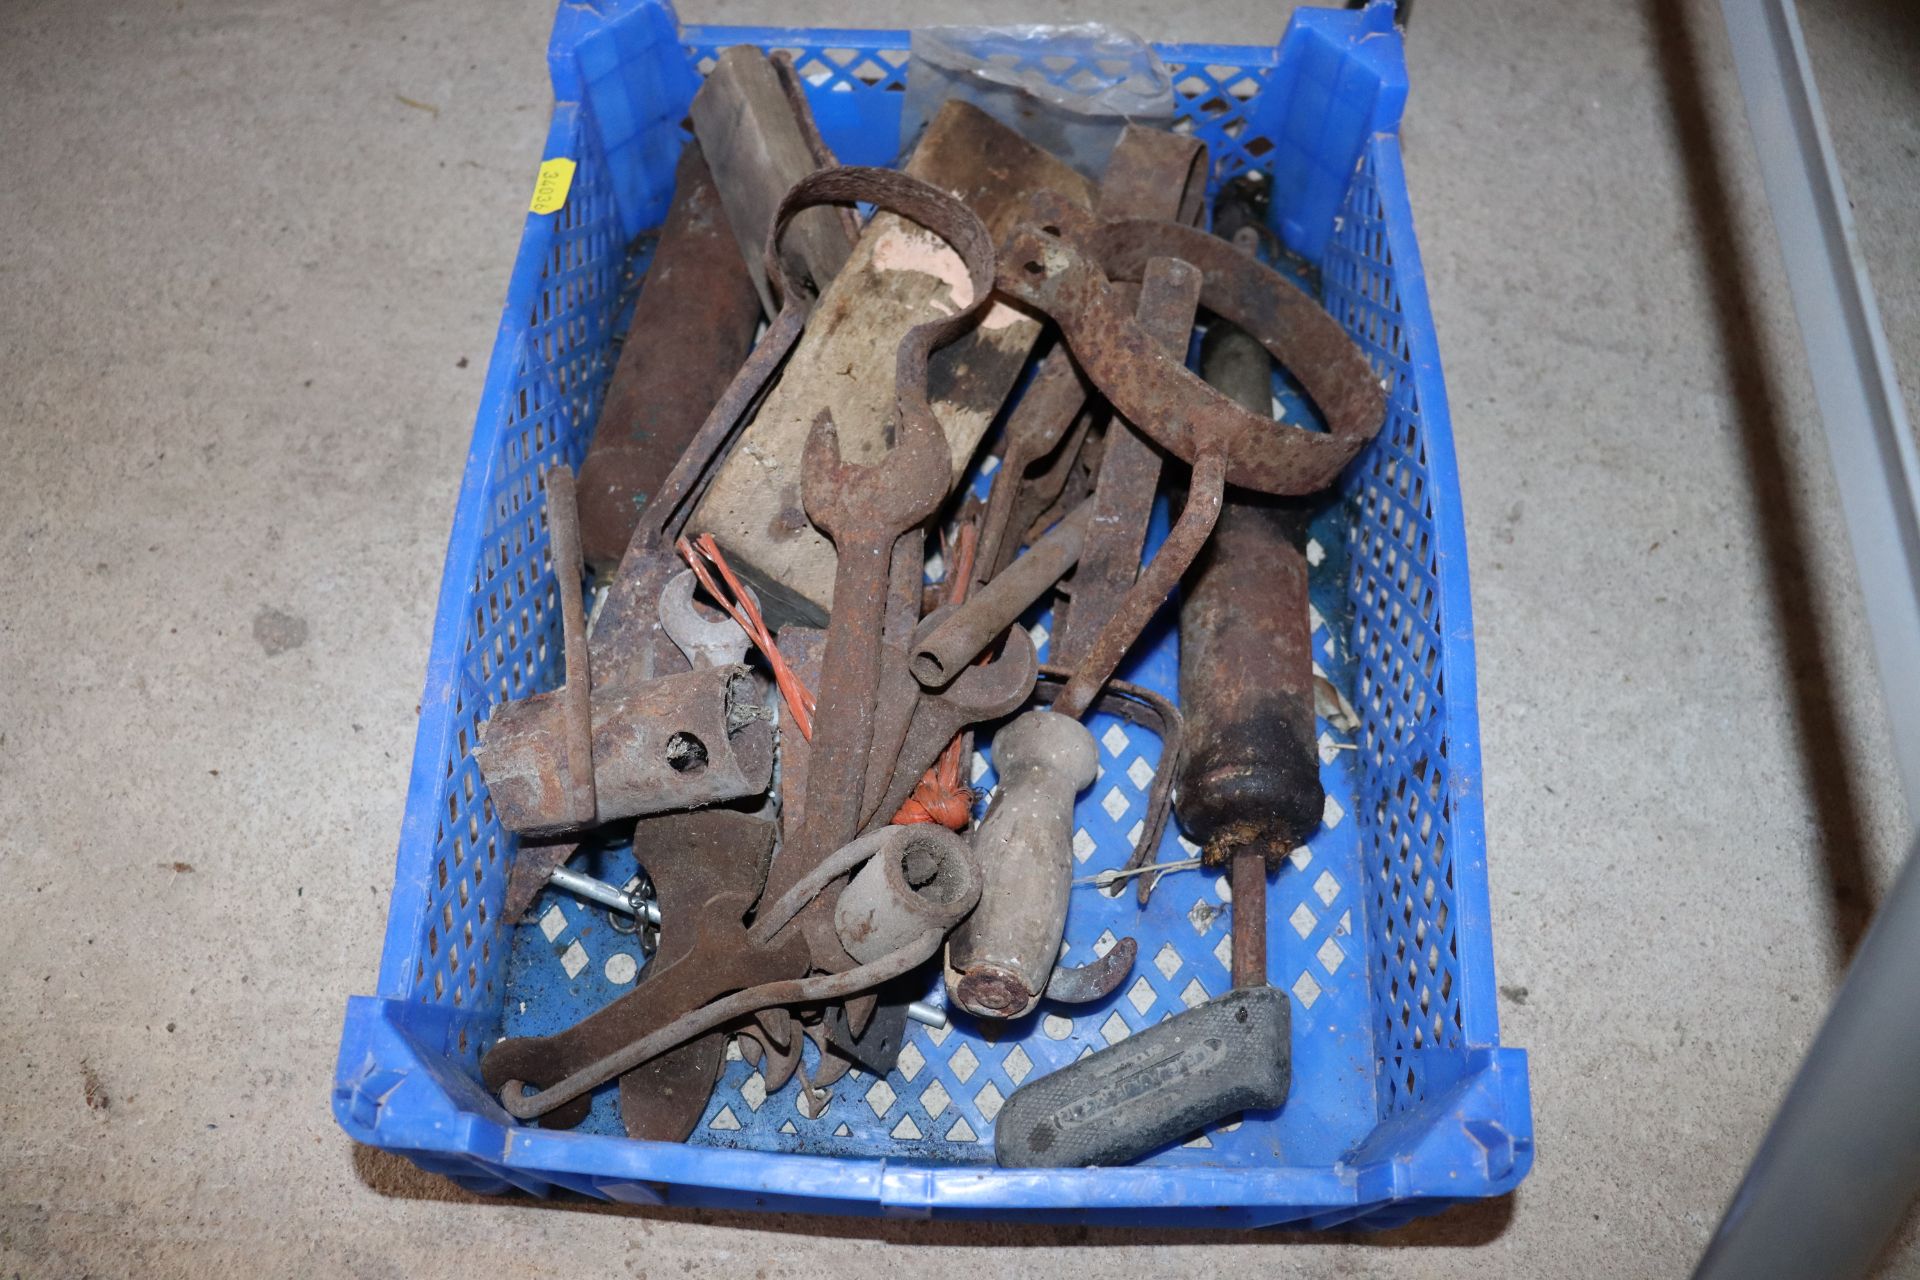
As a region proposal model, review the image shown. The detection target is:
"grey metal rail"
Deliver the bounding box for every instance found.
[1696,1,1920,1275]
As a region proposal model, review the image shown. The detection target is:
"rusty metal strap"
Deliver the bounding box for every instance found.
[996,197,1387,496]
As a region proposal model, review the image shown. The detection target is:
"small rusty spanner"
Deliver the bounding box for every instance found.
[775,168,997,916]
[995,199,1387,719]
[658,568,754,670]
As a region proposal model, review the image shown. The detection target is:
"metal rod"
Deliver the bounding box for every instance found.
[1693,833,1920,1278]
[905,1000,946,1029]
[1697,1,1920,1275]
[545,466,597,827]
[548,865,662,926]
[1718,0,1920,813]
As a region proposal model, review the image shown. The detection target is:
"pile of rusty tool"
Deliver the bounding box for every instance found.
[472,47,1386,1165]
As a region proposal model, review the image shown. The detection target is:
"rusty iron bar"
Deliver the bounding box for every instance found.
[1050,258,1202,666]
[502,925,946,1121]
[576,143,763,571]
[857,531,932,835]
[971,344,1095,587]
[1050,445,1226,721]
[1230,846,1270,989]
[970,126,1204,592]
[501,840,580,923]
[544,465,597,829]
[910,501,1090,688]
[1051,126,1208,664]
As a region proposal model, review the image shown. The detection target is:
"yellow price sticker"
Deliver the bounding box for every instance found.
[529,158,577,215]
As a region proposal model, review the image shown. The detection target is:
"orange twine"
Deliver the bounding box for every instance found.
[676,533,816,741]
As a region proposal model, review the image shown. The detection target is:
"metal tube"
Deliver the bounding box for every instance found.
[905,1000,946,1030]
[1697,1,1920,1273]
[1718,0,1920,812]
[1693,834,1920,1279]
[547,865,662,926]
[911,502,1092,688]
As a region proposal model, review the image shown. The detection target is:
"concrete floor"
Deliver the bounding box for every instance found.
[3,0,1917,1275]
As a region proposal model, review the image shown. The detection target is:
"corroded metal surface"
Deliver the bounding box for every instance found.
[477,663,773,838]
[577,143,763,570]
[1050,258,1202,666]
[1174,204,1325,866]
[482,810,790,1131]
[862,619,1037,831]
[910,503,1089,690]
[777,167,997,927]
[996,197,1386,495]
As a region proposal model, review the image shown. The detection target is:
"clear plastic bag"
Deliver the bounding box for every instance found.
[899,24,1176,180]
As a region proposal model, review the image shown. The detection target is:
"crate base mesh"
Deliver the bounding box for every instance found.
[333,0,1531,1227]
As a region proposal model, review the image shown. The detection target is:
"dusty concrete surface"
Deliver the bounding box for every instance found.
[2,0,1917,1276]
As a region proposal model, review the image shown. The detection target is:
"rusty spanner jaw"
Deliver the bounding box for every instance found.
[658,568,754,669]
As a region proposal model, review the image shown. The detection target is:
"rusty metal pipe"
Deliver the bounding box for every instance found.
[478,663,773,838]
[1230,847,1269,988]
[910,502,1091,688]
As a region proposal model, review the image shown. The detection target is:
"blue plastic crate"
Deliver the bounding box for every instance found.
[332,0,1532,1227]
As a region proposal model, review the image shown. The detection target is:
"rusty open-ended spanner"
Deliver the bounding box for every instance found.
[969,126,1207,594]
[657,568,755,670]
[481,809,801,1134]
[766,169,997,935]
